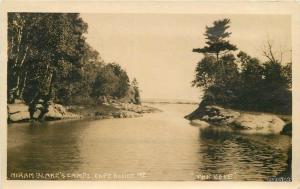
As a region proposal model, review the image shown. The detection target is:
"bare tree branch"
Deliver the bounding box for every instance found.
[263,41,278,63]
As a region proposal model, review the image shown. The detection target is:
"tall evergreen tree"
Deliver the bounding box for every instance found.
[193,18,237,60]
[192,18,239,106]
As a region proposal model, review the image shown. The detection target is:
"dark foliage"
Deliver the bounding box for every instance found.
[192,18,292,114]
[8,13,141,107]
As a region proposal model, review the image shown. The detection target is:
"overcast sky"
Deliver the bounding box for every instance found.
[81,14,291,102]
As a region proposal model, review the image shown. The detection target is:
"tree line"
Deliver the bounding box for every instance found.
[192,18,292,114]
[8,13,141,108]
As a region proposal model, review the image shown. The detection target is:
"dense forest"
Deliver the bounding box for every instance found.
[7,14,292,118]
[8,13,141,114]
[192,19,292,114]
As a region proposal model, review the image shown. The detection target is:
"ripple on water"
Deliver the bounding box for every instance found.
[196,126,291,181]
[7,104,291,181]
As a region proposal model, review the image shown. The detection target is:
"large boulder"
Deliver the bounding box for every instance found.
[8,101,30,122]
[186,105,287,134]
[44,104,64,120]
[230,113,285,134]
[44,103,80,120]
[187,105,240,126]
[33,109,42,119]
[8,101,29,114]
[9,111,30,122]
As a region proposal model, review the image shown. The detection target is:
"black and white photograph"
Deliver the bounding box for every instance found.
[1,1,299,187]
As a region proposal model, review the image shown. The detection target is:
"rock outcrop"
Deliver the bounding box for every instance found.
[8,99,160,123]
[186,105,287,134]
[7,100,81,123]
[231,113,285,134]
[44,103,81,120]
[198,106,240,125]
[8,101,30,122]
[108,102,161,114]
[95,110,143,119]
[93,102,161,119]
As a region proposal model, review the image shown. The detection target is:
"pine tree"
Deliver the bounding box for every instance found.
[193,18,237,60]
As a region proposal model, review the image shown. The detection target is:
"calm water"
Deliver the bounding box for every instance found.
[7,103,291,181]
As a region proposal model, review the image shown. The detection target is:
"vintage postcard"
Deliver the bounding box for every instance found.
[1,1,300,189]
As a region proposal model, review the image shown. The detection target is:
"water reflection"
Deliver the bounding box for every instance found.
[197,126,290,181]
[7,104,291,181]
[8,120,87,179]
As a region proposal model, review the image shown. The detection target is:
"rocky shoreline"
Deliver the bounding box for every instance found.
[76,101,162,120]
[7,100,161,123]
[185,105,292,135]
